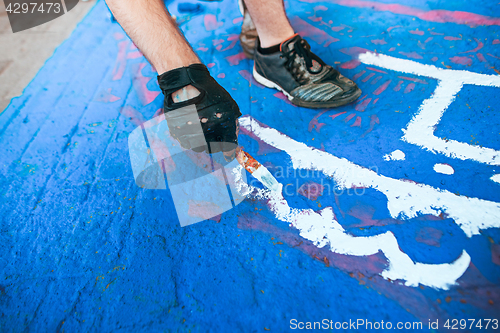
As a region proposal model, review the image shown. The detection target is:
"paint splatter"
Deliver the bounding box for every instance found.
[399,51,423,60]
[373,80,392,95]
[299,0,500,26]
[351,116,362,127]
[96,88,121,103]
[132,63,161,105]
[434,163,454,175]
[450,56,472,65]
[298,182,324,200]
[416,227,443,247]
[112,41,129,81]
[293,16,339,47]
[383,150,405,161]
[404,83,415,93]
[371,39,387,45]
[225,52,247,66]
[409,30,424,35]
[355,98,371,111]
[393,80,404,92]
[340,60,361,69]
[491,174,500,184]
[204,14,223,31]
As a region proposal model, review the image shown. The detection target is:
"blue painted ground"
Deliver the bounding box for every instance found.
[0,0,499,331]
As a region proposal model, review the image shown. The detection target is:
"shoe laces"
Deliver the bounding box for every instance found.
[281,39,320,83]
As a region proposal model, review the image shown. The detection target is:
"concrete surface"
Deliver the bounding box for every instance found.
[0,0,96,113]
[0,0,499,332]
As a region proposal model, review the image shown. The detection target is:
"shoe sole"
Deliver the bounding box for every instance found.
[253,66,362,109]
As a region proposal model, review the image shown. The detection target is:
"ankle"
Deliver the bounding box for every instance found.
[259,31,296,48]
[258,43,280,55]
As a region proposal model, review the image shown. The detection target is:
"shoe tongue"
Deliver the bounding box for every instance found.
[281,35,323,73]
[281,34,301,52]
[310,59,322,72]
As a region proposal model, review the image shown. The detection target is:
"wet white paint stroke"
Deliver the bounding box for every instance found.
[491,174,500,184]
[232,151,470,290]
[239,116,500,238]
[384,150,405,161]
[434,163,454,175]
[359,52,500,85]
[251,164,282,192]
[358,53,500,166]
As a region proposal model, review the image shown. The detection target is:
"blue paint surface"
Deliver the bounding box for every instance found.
[1,0,499,331]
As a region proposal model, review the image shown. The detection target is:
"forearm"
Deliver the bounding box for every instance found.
[105,0,200,73]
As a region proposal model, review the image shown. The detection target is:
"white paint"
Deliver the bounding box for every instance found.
[359,52,500,166]
[272,192,470,289]
[233,53,500,290]
[232,138,470,290]
[251,165,283,192]
[265,190,470,289]
[239,116,500,238]
[491,174,500,184]
[383,150,405,161]
[434,163,454,175]
[359,53,500,85]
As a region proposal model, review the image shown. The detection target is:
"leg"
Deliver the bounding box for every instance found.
[241,0,362,108]
[242,0,294,47]
[105,0,199,100]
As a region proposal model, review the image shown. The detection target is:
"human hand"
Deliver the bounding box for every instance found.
[158,64,241,156]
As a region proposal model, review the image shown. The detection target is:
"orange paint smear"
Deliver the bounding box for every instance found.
[237,149,261,174]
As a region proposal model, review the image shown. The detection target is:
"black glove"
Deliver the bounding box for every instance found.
[157,64,241,154]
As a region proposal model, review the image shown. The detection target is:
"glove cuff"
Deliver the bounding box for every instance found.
[157,63,208,98]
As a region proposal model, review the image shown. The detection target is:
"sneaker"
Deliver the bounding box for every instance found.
[253,34,362,108]
[238,0,258,59]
